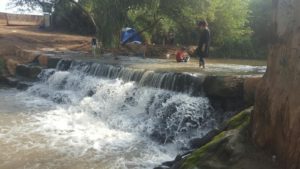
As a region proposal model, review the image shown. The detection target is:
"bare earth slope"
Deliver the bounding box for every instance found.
[0,25,91,63]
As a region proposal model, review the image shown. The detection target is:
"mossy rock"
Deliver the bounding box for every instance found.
[225,107,252,130]
[16,64,42,79]
[173,107,252,169]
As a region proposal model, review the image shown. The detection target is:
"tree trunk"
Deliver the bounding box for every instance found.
[252,0,300,169]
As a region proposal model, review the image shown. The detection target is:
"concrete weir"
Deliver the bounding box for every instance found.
[56,59,259,112]
[1,49,262,113]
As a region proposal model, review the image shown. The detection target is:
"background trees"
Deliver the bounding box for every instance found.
[9,0,272,59]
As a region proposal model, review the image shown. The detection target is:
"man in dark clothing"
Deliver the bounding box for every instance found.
[197,20,210,68]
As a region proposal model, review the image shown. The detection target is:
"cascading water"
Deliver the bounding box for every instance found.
[57,60,205,96]
[0,61,218,169]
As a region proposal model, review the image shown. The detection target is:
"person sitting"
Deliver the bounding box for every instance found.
[176,47,190,62]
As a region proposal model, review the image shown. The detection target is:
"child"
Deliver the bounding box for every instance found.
[176,47,190,62]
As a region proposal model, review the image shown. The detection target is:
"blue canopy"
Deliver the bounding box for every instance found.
[121,27,142,45]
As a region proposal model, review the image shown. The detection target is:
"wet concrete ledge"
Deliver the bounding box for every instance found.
[1,49,263,113]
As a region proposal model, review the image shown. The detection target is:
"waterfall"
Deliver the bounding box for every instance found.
[31,68,216,145]
[0,61,218,169]
[56,60,205,96]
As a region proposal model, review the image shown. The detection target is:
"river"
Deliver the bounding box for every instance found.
[0,66,216,169]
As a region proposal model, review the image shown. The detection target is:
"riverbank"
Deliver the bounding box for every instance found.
[0,25,266,77]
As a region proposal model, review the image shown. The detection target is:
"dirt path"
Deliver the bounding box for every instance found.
[0,25,91,61]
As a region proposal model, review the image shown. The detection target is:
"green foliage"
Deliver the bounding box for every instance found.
[87,0,252,48]
[211,37,256,59]
[209,0,251,46]
[10,0,272,58]
[52,0,95,35]
[249,0,273,58]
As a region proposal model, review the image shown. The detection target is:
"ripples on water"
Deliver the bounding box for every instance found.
[0,69,217,169]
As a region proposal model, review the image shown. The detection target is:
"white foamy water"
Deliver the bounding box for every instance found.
[0,69,216,169]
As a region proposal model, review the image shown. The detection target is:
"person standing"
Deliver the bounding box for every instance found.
[197,20,210,68]
[91,37,97,57]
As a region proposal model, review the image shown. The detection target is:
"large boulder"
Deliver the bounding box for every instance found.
[157,108,280,169]
[203,76,245,112]
[203,76,244,98]
[252,0,300,168]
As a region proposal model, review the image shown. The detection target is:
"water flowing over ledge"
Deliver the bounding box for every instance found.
[0,62,220,169]
[54,59,251,113]
[56,60,205,96]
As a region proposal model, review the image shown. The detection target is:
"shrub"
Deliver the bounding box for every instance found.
[211,37,267,59]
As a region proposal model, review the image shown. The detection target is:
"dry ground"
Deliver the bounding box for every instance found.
[0,25,91,62]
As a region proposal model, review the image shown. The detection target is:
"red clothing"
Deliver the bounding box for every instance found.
[176,50,185,62]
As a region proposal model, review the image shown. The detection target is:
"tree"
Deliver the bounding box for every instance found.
[249,0,272,57]
[10,0,256,57]
[9,0,56,12]
[252,0,300,168]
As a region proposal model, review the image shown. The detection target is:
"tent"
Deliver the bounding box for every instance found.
[121,27,142,45]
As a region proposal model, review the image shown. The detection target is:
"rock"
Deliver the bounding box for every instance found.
[5,77,19,87]
[162,161,175,167]
[87,90,96,97]
[203,76,246,112]
[38,54,49,66]
[189,108,252,150]
[252,0,300,168]
[169,107,280,169]
[16,64,42,79]
[189,129,221,149]
[154,166,170,169]
[16,49,40,63]
[6,59,19,75]
[0,75,6,84]
[47,57,61,68]
[56,59,72,71]
[203,76,244,98]
[16,81,32,90]
[150,130,174,144]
